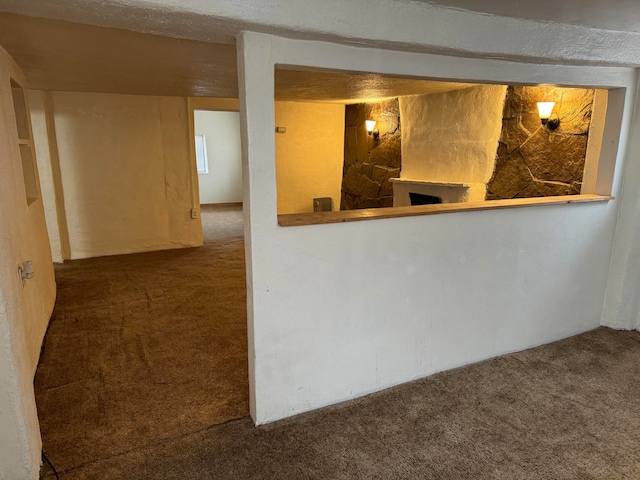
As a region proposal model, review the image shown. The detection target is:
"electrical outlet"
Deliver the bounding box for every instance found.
[190,208,199,219]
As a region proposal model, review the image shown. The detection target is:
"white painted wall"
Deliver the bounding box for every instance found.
[239,33,633,425]
[195,110,243,205]
[275,101,345,214]
[399,85,507,201]
[51,91,202,259]
[0,47,55,479]
[602,76,640,331]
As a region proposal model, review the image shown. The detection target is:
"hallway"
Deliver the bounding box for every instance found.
[36,205,248,476]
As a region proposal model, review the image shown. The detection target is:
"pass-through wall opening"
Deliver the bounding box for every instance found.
[273,67,614,222]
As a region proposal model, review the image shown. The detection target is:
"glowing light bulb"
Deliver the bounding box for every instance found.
[365,120,377,132]
[536,102,555,120]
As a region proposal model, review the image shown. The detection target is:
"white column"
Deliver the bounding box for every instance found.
[237,32,277,423]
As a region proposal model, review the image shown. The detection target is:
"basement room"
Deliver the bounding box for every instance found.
[1,1,640,479]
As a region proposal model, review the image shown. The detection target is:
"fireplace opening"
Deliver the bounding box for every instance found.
[409,192,442,206]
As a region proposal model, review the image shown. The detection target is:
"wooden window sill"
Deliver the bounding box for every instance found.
[277,194,614,227]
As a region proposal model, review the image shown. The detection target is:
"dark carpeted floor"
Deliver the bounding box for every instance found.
[38,206,640,478]
[37,205,249,477]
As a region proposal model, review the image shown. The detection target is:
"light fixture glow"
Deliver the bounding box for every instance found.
[536,102,555,120]
[536,102,559,129]
[365,120,377,133]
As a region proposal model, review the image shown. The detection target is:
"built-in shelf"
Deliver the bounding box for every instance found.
[278,194,614,227]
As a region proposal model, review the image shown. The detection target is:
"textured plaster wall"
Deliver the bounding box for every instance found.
[28,90,70,263]
[51,91,202,259]
[487,86,595,200]
[0,47,55,479]
[399,85,507,201]
[340,100,401,209]
[239,33,632,425]
[275,101,345,214]
[603,78,640,331]
[195,110,243,205]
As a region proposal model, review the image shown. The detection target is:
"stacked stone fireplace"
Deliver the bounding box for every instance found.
[338,84,596,211]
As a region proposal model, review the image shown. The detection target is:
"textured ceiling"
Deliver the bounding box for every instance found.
[425,0,640,33]
[0,13,479,101]
[0,13,238,97]
[275,68,474,103]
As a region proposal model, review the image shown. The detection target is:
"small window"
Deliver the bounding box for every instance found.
[195,135,209,174]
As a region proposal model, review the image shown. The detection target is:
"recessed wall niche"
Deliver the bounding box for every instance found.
[274,67,609,217]
[10,78,39,205]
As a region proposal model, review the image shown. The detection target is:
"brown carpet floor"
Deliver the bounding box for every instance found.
[38,208,640,478]
[37,205,249,477]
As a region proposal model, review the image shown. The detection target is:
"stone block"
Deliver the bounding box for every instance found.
[379,179,394,197]
[360,197,381,209]
[342,166,381,199]
[369,134,402,168]
[487,151,533,199]
[371,165,389,184]
[385,167,401,181]
[340,190,358,211]
[381,196,394,208]
[520,130,587,184]
[358,162,374,179]
[486,150,532,199]
[556,91,594,135]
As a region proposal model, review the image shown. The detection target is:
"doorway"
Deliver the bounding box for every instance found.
[35,97,249,476]
[194,109,243,207]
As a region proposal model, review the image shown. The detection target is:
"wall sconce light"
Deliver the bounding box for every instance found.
[365,120,379,140]
[536,102,560,130]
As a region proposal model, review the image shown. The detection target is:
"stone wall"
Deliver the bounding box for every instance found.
[486,86,594,199]
[340,100,401,210]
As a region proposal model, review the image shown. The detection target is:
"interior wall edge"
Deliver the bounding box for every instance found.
[601,70,640,331]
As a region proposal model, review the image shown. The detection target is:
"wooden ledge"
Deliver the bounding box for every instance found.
[277,194,614,227]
